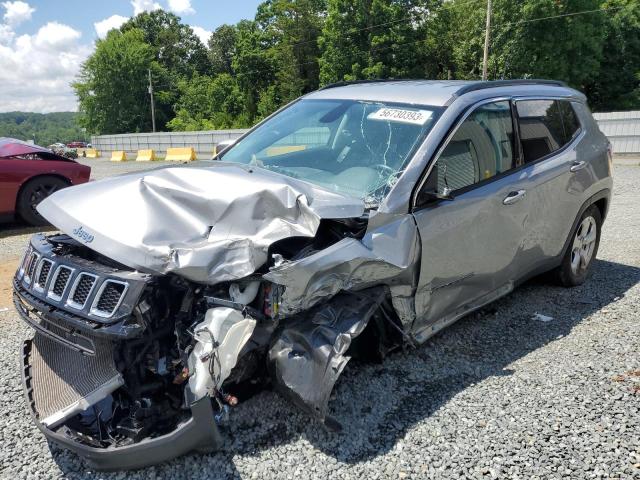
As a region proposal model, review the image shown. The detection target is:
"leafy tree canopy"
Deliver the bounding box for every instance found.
[73,0,639,136]
[0,112,87,147]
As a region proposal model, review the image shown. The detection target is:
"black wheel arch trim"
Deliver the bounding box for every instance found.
[559,188,609,261]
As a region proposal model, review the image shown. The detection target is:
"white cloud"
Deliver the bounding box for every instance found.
[0,22,14,44]
[34,22,81,50]
[191,26,211,45]
[131,0,161,15]
[94,14,128,39]
[168,0,194,15]
[0,13,91,112]
[2,0,34,26]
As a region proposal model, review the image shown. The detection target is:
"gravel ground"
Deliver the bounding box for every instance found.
[0,164,639,479]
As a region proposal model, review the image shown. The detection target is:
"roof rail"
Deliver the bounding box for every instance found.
[320,78,417,90]
[453,79,568,97]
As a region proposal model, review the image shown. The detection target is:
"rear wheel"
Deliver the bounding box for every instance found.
[556,205,602,287]
[17,176,68,226]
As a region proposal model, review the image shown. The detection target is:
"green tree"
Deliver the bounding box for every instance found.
[120,10,211,130]
[318,0,442,84]
[73,29,158,134]
[208,24,238,76]
[256,0,326,92]
[588,0,640,110]
[0,112,87,146]
[167,73,247,131]
[121,10,210,77]
[442,0,606,87]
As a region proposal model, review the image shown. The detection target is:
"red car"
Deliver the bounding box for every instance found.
[0,138,91,225]
[66,141,88,148]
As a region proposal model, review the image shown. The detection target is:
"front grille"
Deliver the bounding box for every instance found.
[92,281,127,317]
[17,234,140,323]
[24,333,123,427]
[25,252,39,283]
[34,259,53,291]
[19,246,33,277]
[37,258,53,287]
[68,273,96,309]
[49,266,73,300]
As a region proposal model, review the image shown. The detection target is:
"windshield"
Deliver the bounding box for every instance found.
[221,99,441,204]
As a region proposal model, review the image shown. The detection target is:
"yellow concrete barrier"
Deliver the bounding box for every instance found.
[110,150,127,162]
[165,147,196,162]
[85,148,100,158]
[136,149,157,162]
[265,145,306,157]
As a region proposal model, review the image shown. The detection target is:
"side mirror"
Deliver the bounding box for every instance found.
[420,187,455,204]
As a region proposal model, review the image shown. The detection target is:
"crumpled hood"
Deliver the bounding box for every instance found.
[37,163,365,283]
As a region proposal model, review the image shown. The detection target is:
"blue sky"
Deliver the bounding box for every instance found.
[0,0,263,112]
[12,0,263,41]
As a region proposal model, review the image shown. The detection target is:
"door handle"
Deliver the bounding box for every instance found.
[570,160,587,172]
[503,190,526,205]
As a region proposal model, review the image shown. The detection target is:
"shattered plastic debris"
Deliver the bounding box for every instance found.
[532,313,554,322]
[188,307,256,399]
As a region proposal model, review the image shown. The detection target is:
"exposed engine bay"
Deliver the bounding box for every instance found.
[15,213,407,469]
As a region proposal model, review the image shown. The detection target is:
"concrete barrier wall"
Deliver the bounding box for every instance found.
[90,129,249,157]
[593,110,640,155]
[90,111,640,158]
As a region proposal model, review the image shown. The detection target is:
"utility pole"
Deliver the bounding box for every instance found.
[148,68,156,132]
[482,0,492,81]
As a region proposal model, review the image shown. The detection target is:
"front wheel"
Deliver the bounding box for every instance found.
[17,176,68,226]
[556,205,602,287]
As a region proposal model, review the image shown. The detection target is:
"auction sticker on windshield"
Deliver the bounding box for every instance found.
[368,108,432,125]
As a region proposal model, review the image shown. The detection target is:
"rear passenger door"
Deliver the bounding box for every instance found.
[411,100,531,340]
[513,99,587,270]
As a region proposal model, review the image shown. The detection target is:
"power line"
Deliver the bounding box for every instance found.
[232,4,625,80]
[260,0,487,52]
[491,5,624,30]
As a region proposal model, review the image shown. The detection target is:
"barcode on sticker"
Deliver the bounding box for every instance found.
[368,108,432,125]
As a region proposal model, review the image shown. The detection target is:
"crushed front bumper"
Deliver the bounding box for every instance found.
[18,318,223,470]
[21,338,223,470]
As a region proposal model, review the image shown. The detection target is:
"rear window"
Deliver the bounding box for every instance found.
[558,101,581,143]
[516,100,581,163]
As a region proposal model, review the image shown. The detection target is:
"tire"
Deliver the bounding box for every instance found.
[556,205,602,287]
[16,176,69,226]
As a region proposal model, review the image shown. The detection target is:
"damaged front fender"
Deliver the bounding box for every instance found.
[268,288,386,426]
[264,213,420,325]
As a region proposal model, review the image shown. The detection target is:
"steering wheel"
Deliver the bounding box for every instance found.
[373,163,397,178]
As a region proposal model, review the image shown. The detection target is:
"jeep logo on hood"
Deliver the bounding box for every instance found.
[72,226,94,243]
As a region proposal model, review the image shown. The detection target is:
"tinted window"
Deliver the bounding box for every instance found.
[558,101,580,143]
[516,100,566,162]
[434,101,515,192]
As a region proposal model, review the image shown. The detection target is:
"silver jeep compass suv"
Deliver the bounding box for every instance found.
[14,79,612,470]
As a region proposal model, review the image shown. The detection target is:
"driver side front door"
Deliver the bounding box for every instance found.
[411,99,531,342]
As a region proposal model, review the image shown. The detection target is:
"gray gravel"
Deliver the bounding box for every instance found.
[0,164,639,479]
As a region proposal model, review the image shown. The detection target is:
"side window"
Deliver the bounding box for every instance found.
[434,101,515,193]
[558,101,581,144]
[516,100,565,162]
